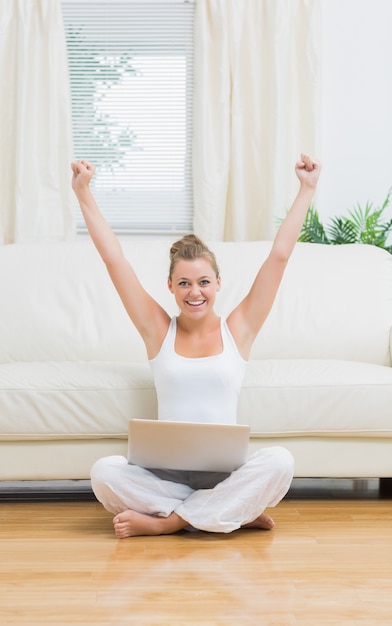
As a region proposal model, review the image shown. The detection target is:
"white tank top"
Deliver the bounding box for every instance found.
[149,317,247,424]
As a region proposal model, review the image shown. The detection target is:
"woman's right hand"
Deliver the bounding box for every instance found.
[71,159,96,195]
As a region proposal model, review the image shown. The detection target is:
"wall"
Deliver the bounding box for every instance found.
[318,0,392,224]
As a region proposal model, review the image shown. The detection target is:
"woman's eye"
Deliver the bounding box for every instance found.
[200,280,210,286]
[179,281,188,287]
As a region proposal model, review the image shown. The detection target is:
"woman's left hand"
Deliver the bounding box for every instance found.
[295,153,321,189]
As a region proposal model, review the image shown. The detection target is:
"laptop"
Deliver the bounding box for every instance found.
[128,419,250,472]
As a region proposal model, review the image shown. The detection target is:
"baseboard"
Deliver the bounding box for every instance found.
[0,480,95,501]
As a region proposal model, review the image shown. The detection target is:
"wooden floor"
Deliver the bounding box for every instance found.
[1,479,391,625]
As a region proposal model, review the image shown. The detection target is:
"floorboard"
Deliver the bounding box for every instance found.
[1,479,391,625]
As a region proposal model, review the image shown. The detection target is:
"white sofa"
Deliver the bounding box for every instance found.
[1,240,391,484]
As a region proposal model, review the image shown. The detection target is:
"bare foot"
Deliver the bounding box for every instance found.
[113,510,187,539]
[242,512,275,530]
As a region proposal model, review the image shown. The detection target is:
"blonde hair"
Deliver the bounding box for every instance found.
[169,234,219,279]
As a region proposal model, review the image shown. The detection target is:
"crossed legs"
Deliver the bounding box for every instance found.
[91,447,294,538]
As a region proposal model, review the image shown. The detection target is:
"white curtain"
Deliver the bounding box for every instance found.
[193,0,322,241]
[0,0,74,244]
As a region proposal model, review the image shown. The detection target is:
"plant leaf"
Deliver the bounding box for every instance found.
[326,217,358,244]
[298,207,330,244]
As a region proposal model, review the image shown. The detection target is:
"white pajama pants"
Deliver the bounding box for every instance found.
[90,446,294,533]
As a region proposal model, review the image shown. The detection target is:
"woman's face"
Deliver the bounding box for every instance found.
[168,257,221,318]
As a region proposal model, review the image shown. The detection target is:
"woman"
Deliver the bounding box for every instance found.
[71,153,321,538]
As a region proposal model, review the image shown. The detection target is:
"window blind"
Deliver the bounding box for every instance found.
[61,0,195,233]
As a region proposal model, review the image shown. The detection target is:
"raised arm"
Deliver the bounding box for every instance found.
[71,160,170,357]
[227,153,321,358]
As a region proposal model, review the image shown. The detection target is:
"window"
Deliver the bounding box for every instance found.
[61,0,195,233]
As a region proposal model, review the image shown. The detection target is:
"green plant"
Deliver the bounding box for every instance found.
[298,188,392,253]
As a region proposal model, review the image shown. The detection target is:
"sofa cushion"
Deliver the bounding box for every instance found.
[0,361,156,440]
[0,241,176,364]
[239,359,392,436]
[221,243,392,365]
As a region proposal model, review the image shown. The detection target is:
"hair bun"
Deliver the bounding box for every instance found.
[169,234,219,278]
[169,234,204,261]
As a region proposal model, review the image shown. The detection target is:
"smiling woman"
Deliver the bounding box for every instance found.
[167,235,221,326]
[71,153,321,538]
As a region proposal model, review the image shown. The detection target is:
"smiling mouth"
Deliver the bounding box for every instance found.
[186,300,206,307]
